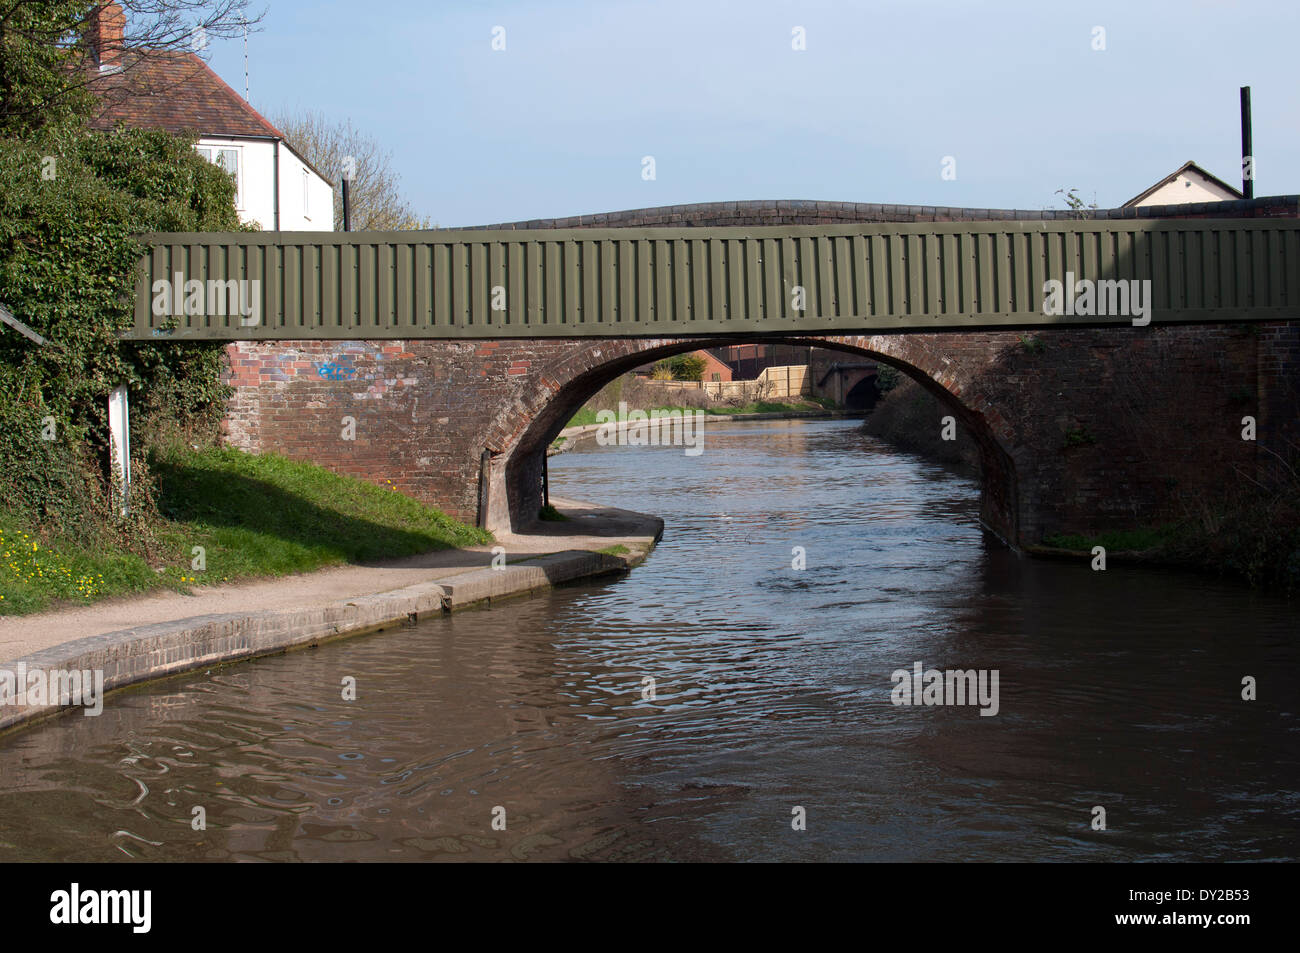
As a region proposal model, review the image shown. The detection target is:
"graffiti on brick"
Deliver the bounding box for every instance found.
[316,360,357,381]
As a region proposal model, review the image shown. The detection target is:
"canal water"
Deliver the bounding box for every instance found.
[0,419,1295,862]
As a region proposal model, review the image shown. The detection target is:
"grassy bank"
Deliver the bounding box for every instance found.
[566,405,697,428]
[707,398,833,415]
[1039,494,1300,593]
[1039,526,1183,553]
[566,398,831,428]
[0,447,490,616]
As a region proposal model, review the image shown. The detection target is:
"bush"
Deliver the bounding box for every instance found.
[875,364,901,393]
[0,369,102,530]
[861,374,980,470]
[651,354,707,381]
[0,127,244,529]
[669,354,707,381]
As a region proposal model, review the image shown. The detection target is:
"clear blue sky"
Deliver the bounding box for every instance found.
[206,0,1299,227]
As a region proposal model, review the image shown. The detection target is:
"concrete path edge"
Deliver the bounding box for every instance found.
[0,525,661,735]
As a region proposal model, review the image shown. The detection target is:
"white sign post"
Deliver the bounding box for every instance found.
[108,385,130,517]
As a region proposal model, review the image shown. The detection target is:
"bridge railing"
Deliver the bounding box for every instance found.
[127,219,1300,340]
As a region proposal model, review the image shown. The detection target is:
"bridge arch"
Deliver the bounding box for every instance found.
[840,373,880,412]
[489,335,1019,544]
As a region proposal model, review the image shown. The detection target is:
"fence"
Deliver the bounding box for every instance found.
[643,364,811,401]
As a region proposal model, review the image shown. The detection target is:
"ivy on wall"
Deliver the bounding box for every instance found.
[0,127,248,526]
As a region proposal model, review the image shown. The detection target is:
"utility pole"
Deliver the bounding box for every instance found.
[1240,86,1254,199]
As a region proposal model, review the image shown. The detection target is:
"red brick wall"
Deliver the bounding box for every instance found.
[220,321,1296,546]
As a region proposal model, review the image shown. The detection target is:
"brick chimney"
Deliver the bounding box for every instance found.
[87,2,126,72]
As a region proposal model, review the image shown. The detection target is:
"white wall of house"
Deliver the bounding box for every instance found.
[1133,171,1239,207]
[277,143,335,231]
[195,137,334,231]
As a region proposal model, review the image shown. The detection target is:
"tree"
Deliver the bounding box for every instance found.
[667,354,706,381]
[272,110,434,231]
[0,1,264,137]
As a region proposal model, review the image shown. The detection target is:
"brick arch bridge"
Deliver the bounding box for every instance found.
[223,319,1295,546]
[218,198,1300,547]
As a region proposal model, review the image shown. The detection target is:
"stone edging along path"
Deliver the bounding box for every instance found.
[0,498,662,735]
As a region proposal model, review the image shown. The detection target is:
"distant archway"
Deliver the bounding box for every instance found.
[843,374,879,412]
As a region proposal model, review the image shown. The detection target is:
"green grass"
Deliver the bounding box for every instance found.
[1040,525,1183,553]
[597,544,630,556]
[0,518,158,615]
[538,503,569,521]
[566,405,698,427]
[566,400,826,427]
[565,407,602,428]
[707,400,826,415]
[0,447,491,616]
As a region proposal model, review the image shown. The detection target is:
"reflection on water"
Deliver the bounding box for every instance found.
[0,420,1295,862]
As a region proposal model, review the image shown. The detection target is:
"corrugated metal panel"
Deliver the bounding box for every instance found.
[128,220,1300,340]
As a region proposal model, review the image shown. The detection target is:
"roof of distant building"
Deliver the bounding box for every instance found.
[1121,160,1243,208]
[86,49,284,140]
[81,3,331,186]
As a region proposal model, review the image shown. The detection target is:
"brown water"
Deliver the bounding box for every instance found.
[0,419,1295,862]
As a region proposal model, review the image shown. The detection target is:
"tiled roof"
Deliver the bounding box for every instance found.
[85,50,283,139]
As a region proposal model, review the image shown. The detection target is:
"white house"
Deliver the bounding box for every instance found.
[84,2,333,231]
[1122,161,1243,208]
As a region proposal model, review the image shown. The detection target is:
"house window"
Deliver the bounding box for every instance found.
[196,146,242,209]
